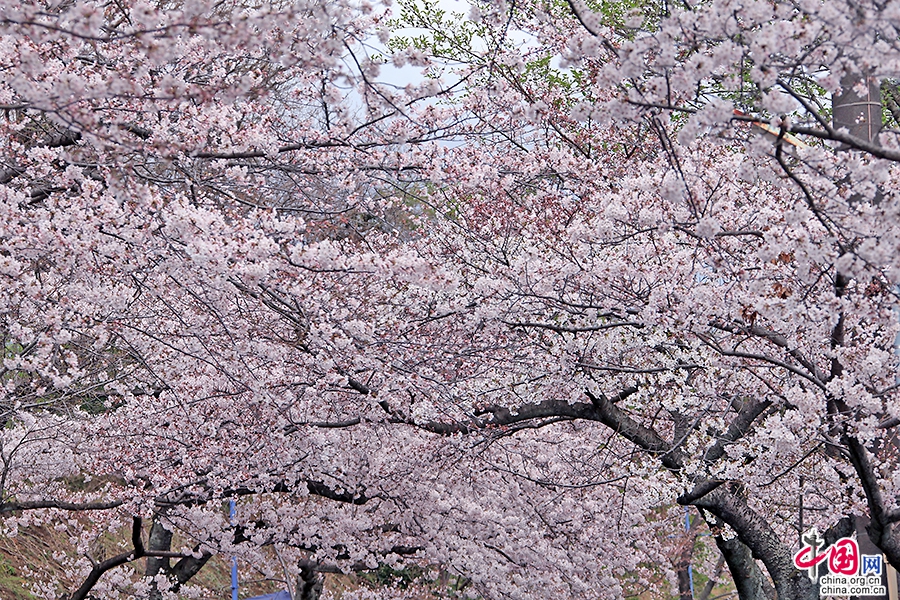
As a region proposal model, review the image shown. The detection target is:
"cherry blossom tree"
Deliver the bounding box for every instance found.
[4,0,900,599]
[0,0,467,597]
[0,0,663,597]
[369,1,900,599]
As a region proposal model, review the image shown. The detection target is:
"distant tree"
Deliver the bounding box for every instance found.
[0,0,457,596]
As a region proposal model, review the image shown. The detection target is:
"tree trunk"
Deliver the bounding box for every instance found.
[692,485,816,600]
[296,560,323,600]
[145,517,173,600]
[715,536,775,600]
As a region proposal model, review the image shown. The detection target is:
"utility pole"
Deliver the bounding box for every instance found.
[231,499,239,600]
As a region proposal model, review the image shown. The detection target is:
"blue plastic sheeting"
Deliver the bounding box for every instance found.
[246,592,291,600]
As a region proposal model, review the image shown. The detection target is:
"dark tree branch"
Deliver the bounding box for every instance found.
[709,320,827,383]
[155,476,372,508]
[585,390,684,470]
[713,534,775,600]
[64,517,189,600]
[170,549,214,587]
[0,499,124,514]
[678,480,726,504]
[284,417,362,433]
[305,480,369,505]
[503,319,643,333]
[703,397,773,464]
[879,416,900,429]
[789,125,899,160]
[696,332,827,391]
[0,165,23,184]
[697,553,727,600]
[0,128,82,189]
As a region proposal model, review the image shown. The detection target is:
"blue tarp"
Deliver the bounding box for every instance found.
[246,592,291,600]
